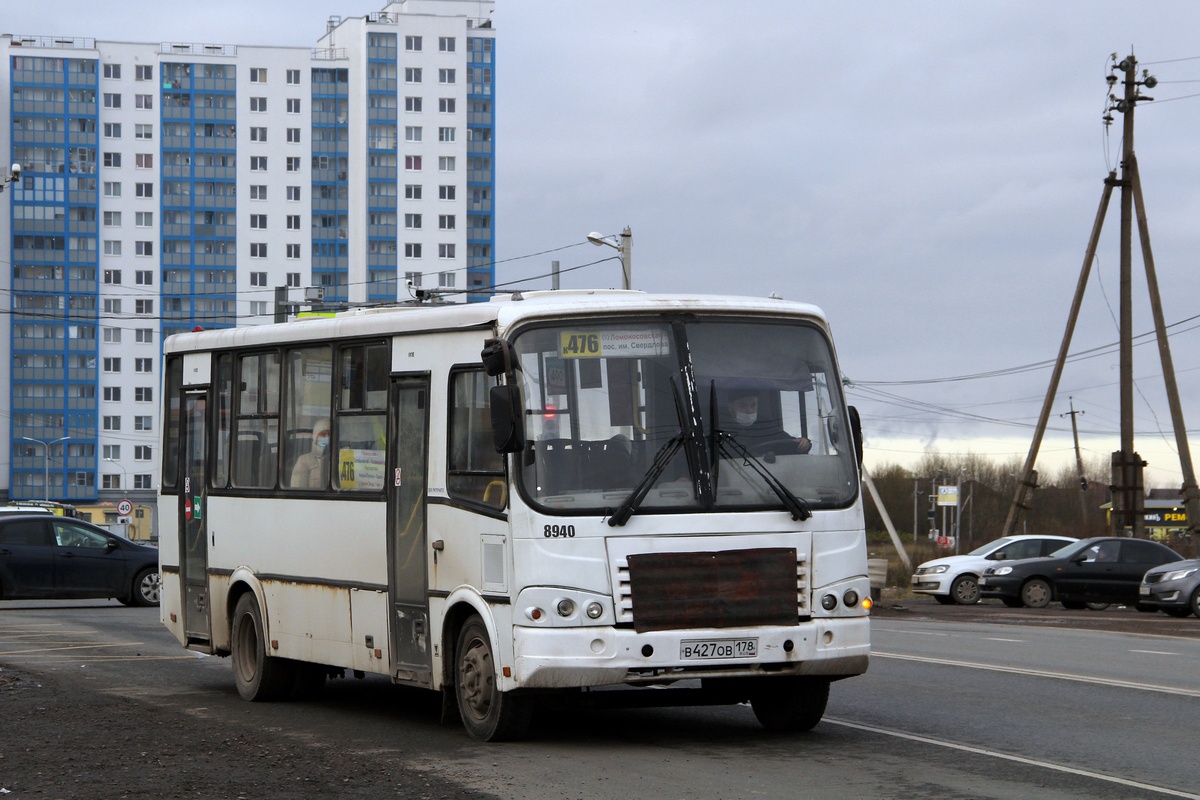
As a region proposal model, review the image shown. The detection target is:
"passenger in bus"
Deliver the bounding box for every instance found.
[726,393,812,454]
[290,417,331,488]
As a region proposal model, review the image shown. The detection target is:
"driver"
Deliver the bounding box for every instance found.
[726,393,812,454]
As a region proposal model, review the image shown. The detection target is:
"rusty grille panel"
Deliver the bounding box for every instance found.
[624,547,800,633]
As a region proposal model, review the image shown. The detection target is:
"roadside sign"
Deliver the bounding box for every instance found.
[936,485,958,506]
[117,499,133,516]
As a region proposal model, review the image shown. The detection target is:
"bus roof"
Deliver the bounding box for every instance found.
[163,290,829,354]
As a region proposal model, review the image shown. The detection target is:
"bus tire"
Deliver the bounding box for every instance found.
[454,615,531,742]
[750,676,829,732]
[231,593,294,701]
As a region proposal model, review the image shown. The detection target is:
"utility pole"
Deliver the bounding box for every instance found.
[1062,397,1088,524]
[1003,53,1200,539]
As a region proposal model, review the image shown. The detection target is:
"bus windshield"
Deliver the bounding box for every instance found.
[512,315,858,517]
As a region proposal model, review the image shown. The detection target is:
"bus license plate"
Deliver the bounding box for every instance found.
[680,638,758,660]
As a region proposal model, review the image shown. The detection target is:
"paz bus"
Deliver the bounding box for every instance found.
[158,290,871,741]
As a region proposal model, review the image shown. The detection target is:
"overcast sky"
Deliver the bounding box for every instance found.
[8,0,1200,487]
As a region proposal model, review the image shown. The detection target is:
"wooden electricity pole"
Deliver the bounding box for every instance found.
[1003,53,1200,539]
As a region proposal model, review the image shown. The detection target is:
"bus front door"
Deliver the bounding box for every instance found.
[388,376,431,681]
[180,391,211,649]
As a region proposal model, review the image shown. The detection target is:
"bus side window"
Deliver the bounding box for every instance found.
[232,351,281,489]
[448,368,505,508]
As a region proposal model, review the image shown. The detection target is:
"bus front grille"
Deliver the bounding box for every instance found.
[616,547,808,633]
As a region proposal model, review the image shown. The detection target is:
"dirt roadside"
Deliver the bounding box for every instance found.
[0,666,493,800]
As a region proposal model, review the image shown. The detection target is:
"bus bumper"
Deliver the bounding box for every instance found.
[509,616,869,690]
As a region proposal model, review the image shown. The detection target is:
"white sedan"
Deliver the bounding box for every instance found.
[910,535,1077,605]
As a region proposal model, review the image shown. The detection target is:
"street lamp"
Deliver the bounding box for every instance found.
[19,435,70,501]
[104,457,128,492]
[0,162,21,193]
[586,226,632,290]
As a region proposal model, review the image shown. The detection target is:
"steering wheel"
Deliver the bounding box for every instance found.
[748,436,803,455]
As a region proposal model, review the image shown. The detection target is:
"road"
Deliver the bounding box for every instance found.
[1,599,1198,799]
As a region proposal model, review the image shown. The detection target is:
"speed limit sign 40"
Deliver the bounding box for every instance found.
[117,499,133,516]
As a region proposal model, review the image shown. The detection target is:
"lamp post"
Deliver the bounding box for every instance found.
[586,226,632,290]
[104,457,128,492]
[19,435,70,501]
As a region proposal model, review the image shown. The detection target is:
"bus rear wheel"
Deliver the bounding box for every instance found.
[750,677,830,732]
[231,593,295,701]
[454,616,531,742]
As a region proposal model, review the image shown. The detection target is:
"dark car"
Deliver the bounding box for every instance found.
[0,514,159,606]
[977,536,1183,609]
[1139,558,1200,618]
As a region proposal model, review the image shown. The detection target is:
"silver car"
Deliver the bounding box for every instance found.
[1139,558,1200,618]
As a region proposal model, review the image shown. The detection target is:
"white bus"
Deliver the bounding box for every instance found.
[158,290,870,741]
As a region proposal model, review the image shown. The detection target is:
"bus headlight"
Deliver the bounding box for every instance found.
[586,602,604,619]
[556,598,576,618]
[821,594,838,611]
[843,589,859,608]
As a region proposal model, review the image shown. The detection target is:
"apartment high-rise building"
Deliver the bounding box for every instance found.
[0,1,496,512]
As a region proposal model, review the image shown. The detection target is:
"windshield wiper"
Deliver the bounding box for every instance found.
[712,430,812,521]
[606,434,684,527]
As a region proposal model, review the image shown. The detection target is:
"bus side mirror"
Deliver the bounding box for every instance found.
[848,406,863,469]
[489,384,525,453]
[481,338,514,377]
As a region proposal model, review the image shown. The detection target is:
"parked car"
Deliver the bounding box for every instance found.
[0,514,159,606]
[1139,558,1200,618]
[911,535,1078,605]
[978,537,1183,608]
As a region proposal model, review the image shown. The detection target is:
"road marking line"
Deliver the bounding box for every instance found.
[873,651,1200,697]
[872,627,949,636]
[825,718,1200,800]
[982,637,1024,642]
[1130,649,1179,656]
[0,642,143,656]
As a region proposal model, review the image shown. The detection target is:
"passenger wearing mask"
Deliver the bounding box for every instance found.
[290,418,332,488]
[725,393,812,455]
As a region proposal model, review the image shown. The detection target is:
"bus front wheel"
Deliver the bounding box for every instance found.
[750,677,830,732]
[454,616,531,742]
[231,593,295,701]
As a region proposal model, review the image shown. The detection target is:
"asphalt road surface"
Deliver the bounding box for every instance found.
[2,598,1197,799]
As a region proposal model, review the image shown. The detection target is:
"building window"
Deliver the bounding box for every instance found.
[438,127,455,142]
[104,182,121,197]
[287,272,301,287]
[250,243,267,258]
[251,156,267,171]
[135,358,153,373]
[250,127,267,142]
[250,67,267,83]
[136,270,153,285]
[405,67,423,84]
[406,96,422,113]
[250,300,269,317]
[250,185,267,200]
[135,183,153,198]
[134,474,153,490]
[103,327,121,343]
[439,272,456,288]
[438,156,455,172]
[135,328,154,344]
[104,445,121,460]
[250,97,267,112]
[104,93,121,108]
[286,243,300,259]
[135,94,153,109]
[439,185,456,201]
[287,215,301,230]
[104,269,122,285]
[104,299,122,314]
[104,240,122,256]
[286,69,301,85]
[103,474,121,490]
[405,184,422,200]
[405,271,422,287]
[136,64,153,81]
[439,37,456,52]
[134,416,153,431]
[405,243,422,259]
[135,212,153,227]
[250,271,267,287]
[135,299,154,315]
[135,124,153,140]
[287,98,301,114]
[287,128,301,143]
[135,446,152,461]
[104,63,121,79]
[250,214,267,229]
[103,152,121,168]
[104,386,122,402]
[104,122,122,138]
[405,214,422,230]
[439,98,455,114]
[439,214,455,230]
[439,68,456,85]
[406,156,422,172]
[405,35,422,51]
[439,243,456,259]
[287,186,301,201]
[136,241,153,256]
[103,416,121,431]
[103,357,122,373]
[136,153,153,169]
[405,126,422,142]
[135,387,153,403]
[286,157,301,172]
